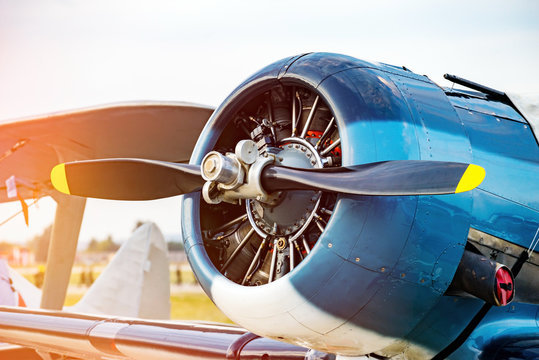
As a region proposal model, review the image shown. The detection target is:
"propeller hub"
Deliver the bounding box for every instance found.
[247,138,322,239]
[203,157,218,174]
[201,152,243,186]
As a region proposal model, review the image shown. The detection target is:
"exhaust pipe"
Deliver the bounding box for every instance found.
[447,250,514,306]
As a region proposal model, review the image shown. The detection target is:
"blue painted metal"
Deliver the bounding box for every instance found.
[450,302,539,359]
[448,92,525,123]
[471,189,539,248]
[181,52,539,357]
[282,54,474,347]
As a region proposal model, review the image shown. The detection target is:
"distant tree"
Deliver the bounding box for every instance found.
[85,235,120,252]
[167,241,184,251]
[0,242,14,252]
[86,238,99,252]
[133,220,146,232]
[27,225,52,262]
[100,235,119,252]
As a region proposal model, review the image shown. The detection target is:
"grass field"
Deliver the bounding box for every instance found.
[18,264,232,324]
[21,266,198,287]
[169,293,232,323]
[64,288,232,323]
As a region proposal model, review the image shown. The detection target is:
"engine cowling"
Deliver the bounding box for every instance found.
[181,53,474,357]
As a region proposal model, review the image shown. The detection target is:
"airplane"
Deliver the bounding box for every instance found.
[0,221,171,318]
[0,52,537,360]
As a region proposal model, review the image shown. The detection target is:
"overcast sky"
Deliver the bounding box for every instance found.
[0,0,537,246]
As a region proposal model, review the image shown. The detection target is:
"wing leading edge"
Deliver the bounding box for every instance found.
[0,101,213,203]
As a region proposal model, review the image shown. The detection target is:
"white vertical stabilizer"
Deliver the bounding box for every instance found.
[71,222,171,319]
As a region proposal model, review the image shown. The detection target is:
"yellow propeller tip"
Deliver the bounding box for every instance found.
[455,164,485,193]
[50,164,71,195]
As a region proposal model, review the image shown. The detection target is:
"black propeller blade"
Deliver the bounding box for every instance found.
[261,160,485,196]
[51,158,203,200]
[51,158,484,200]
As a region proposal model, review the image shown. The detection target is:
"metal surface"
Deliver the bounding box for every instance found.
[201,151,242,185]
[0,345,42,360]
[183,53,475,356]
[447,100,539,244]
[446,90,525,123]
[0,307,309,360]
[300,95,319,138]
[449,302,539,360]
[468,228,538,265]
[226,332,260,359]
[180,52,538,359]
[40,194,86,310]
[446,250,514,306]
[261,160,474,195]
[0,101,213,203]
[0,101,214,329]
[247,137,323,240]
[57,158,204,200]
[7,51,533,359]
[444,74,506,99]
[52,150,480,202]
[467,228,539,304]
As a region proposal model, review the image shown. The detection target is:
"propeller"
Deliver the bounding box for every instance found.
[51,157,485,200]
[261,161,485,196]
[50,158,203,200]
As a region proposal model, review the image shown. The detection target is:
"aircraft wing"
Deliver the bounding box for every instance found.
[0,101,213,202]
[0,306,310,360]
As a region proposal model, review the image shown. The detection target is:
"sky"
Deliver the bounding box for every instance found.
[0,0,538,246]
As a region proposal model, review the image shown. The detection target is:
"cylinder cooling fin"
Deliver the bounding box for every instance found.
[199,84,341,286]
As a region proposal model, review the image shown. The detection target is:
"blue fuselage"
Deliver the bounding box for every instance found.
[182,53,539,358]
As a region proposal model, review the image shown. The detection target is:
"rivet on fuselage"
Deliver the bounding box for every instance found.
[355,257,360,262]
[328,243,333,248]
[381,267,386,272]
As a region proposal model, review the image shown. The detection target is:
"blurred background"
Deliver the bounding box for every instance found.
[0,0,537,320]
